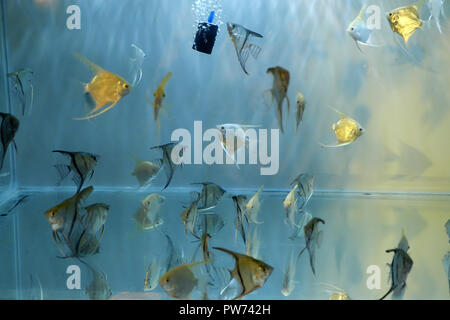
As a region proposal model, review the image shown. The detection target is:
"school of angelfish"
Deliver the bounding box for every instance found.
[0,0,449,300]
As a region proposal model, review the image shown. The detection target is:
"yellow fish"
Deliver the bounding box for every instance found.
[159,260,207,300]
[214,247,273,300]
[320,107,364,148]
[245,185,264,224]
[152,72,172,135]
[387,0,427,45]
[320,283,351,300]
[73,53,131,120]
[283,184,298,219]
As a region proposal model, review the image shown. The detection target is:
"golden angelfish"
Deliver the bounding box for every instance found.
[73,53,131,120]
[153,72,172,135]
[387,0,427,45]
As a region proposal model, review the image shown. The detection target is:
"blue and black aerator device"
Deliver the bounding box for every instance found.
[192,11,218,55]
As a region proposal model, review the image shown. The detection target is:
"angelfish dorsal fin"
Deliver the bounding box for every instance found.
[74,53,105,75]
[329,106,348,119]
[358,4,367,20]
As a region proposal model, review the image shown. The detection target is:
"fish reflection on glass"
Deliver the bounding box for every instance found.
[289,210,313,240]
[297,217,325,276]
[319,107,364,148]
[85,264,112,300]
[80,203,109,240]
[0,112,19,171]
[44,186,94,244]
[246,226,261,259]
[232,195,248,245]
[193,212,225,237]
[281,249,297,297]
[387,0,427,45]
[226,22,263,75]
[291,173,314,209]
[428,0,446,34]
[73,53,132,120]
[266,66,290,133]
[181,197,200,238]
[193,182,226,211]
[129,154,162,188]
[152,72,172,136]
[145,233,184,291]
[7,69,34,115]
[132,194,164,234]
[295,92,306,133]
[380,230,414,300]
[159,260,207,300]
[164,233,184,271]
[28,274,44,300]
[0,193,29,218]
[53,150,98,193]
[214,247,273,300]
[151,142,183,190]
[246,185,264,224]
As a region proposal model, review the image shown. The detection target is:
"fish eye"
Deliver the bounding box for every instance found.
[351,27,354,31]
[389,12,393,16]
[124,83,129,89]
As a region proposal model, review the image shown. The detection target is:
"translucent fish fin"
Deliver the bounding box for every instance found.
[73,101,119,120]
[262,89,274,109]
[54,164,71,184]
[317,231,324,248]
[247,43,262,60]
[74,53,104,75]
[221,143,240,169]
[328,106,348,119]
[129,44,146,87]
[318,142,352,148]
[296,247,307,263]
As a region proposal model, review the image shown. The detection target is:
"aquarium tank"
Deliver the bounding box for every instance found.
[0,0,449,301]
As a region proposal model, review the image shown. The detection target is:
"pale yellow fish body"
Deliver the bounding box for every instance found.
[325,107,363,147]
[283,184,298,214]
[246,185,264,224]
[133,194,165,232]
[387,0,426,45]
[330,292,351,300]
[74,53,131,120]
[333,118,363,144]
[153,72,172,135]
[159,261,206,300]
